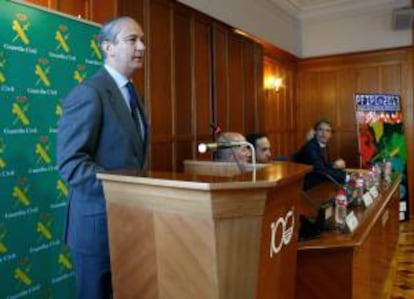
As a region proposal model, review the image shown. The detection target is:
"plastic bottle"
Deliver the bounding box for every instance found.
[373,163,382,187]
[384,160,392,183]
[335,189,348,228]
[355,177,364,206]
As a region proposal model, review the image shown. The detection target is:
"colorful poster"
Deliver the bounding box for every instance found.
[355,93,409,221]
[0,0,102,297]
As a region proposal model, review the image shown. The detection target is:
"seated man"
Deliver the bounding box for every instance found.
[214,131,250,163]
[293,119,348,190]
[246,133,272,163]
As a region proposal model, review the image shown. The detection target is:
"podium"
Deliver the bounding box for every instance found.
[97,161,310,299]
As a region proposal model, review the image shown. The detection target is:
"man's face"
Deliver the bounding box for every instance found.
[255,137,271,163]
[232,135,251,163]
[315,122,332,145]
[104,19,145,77]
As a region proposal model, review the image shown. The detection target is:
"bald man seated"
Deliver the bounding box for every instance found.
[214,131,251,163]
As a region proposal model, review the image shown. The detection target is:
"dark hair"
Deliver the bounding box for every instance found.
[313,119,333,131]
[246,133,267,149]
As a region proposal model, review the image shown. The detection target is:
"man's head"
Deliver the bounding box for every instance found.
[313,119,333,145]
[246,133,272,163]
[214,132,250,163]
[98,16,145,78]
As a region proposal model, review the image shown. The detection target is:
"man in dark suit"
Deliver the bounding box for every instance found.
[294,120,348,190]
[57,16,148,299]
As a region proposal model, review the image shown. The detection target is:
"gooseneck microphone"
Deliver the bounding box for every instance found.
[197,140,257,182]
[197,141,248,154]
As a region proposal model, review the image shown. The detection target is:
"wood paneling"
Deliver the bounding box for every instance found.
[244,41,258,133]
[262,56,297,159]
[213,24,229,130]
[193,16,212,140]
[149,0,172,138]
[90,0,117,24]
[228,35,244,132]
[174,7,192,137]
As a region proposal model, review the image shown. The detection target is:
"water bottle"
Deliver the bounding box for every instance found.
[373,163,382,187]
[335,189,348,228]
[355,177,364,206]
[384,160,392,183]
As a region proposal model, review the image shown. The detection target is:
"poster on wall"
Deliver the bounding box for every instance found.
[355,93,409,221]
[0,0,102,297]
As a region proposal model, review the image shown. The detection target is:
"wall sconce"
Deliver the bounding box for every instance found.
[264,76,283,92]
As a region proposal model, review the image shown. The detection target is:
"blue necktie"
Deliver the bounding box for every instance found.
[126,82,145,140]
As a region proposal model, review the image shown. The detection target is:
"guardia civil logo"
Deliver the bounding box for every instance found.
[55,24,70,53]
[73,64,87,83]
[49,24,77,61]
[0,52,7,84]
[12,13,30,45]
[85,34,103,66]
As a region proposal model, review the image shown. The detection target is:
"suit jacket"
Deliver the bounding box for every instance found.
[57,68,148,256]
[293,137,346,190]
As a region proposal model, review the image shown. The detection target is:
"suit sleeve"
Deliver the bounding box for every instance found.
[57,84,104,196]
[304,142,346,183]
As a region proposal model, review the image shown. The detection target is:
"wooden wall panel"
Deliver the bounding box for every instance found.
[174,8,192,137]
[90,0,117,24]
[214,25,229,130]
[149,0,172,138]
[193,16,211,141]
[262,56,297,159]
[57,0,84,18]
[356,66,379,92]
[228,35,244,132]
[174,140,193,171]
[381,64,401,93]
[148,0,173,170]
[151,142,173,171]
[26,0,57,9]
[173,7,193,169]
[244,41,257,134]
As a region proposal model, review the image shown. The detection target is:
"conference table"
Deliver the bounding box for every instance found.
[295,175,401,299]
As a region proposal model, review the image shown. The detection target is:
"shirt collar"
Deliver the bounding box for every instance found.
[104,64,129,89]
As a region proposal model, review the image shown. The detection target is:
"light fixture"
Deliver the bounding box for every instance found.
[264,75,283,92]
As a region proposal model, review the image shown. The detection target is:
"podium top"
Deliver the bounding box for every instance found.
[97,161,311,191]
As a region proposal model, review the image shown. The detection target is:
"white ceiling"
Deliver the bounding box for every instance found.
[270,0,411,19]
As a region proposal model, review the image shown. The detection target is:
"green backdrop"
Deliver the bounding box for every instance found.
[0,1,102,297]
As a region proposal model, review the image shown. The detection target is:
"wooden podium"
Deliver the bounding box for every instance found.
[97,161,310,299]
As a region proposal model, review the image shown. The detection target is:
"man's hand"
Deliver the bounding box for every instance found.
[333,158,346,169]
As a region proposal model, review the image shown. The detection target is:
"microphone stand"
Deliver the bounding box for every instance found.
[197,140,257,182]
[227,140,256,182]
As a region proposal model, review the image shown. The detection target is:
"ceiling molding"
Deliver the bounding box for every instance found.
[268,0,411,20]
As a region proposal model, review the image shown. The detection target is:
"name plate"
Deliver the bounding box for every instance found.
[369,186,379,199]
[325,206,333,220]
[362,192,373,207]
[345,211,359,233]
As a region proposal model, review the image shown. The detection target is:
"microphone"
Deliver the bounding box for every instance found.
[197,141,247,154]
[197,140,257,182]
[318,171,343,189]
[317,170,354,204]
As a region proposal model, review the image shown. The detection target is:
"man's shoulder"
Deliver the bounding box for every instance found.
[84,68,112,87]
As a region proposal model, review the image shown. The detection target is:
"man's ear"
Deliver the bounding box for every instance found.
[101,41,113,57]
